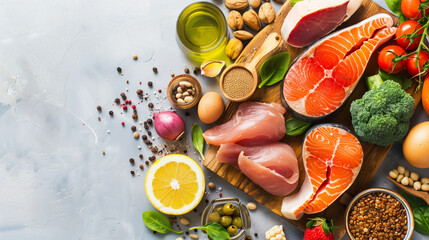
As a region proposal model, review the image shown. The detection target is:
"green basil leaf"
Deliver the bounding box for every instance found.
[190,222,230,240]
[259,52,291,88]
[142,211,183,234]
[290,0,303,7]
[379,69,411,90]
[192,124,205,160]
[385,0,403,15]
[414,206,429,235]
[286,118,311,136]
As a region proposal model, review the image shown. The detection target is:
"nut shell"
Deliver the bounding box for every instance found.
[227,10,244,30]
[225,38,243,60]
[259,2,275,24]
[225,0,249,10]
[243,9,262,31]
[249,0,261,8]
[233,30,254,40]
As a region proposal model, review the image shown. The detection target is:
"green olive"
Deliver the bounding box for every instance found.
[213,205,223,215]
[232,217,242,228]
[222,203,235,215]
[220,215,232,227]
[227,225,238,236]
[233,206,240,217]
[208,212,221,223]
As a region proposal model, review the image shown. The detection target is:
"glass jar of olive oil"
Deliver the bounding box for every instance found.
[176,2,228,63]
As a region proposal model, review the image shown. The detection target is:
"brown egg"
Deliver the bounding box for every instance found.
[403,121,429,168]
[198,92,225,124]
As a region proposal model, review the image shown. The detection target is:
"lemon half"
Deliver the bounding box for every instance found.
[145,154,205,215]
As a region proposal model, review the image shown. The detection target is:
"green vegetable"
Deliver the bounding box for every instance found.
[192,124,205,160]
[366,74,384,90]
[286,118,311,136]
[290,0,303,7]
[350,80,415,146]
[190,222,231,240]
[259,52,290,88]
[142,210,183,234]
[385,0,407,23]
[400,191,429,236]
[379,70,412,90]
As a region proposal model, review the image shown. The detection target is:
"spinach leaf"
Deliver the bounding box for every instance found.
[290,0,303,7]
[379,69,412,90]
[259,52,291,88]
[385,0,403,15]
[142,210,183,234]
[190,222,230,240]
[286,118,311,136]
[192,124,205,160]
[400,191,429,236]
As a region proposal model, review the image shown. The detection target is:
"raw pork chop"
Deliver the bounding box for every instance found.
[217,142,299,196]
[282,14,396,121]
[281,124,363,220]
[203,102,286,146]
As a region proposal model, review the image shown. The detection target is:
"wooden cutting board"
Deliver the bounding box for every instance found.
[203,0,422,239]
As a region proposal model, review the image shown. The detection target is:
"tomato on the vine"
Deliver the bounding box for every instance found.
[378,45,407,74]
[406,51,429,76]
[401,0,429,19]
[423,75,429,116]
[395,20,424,50]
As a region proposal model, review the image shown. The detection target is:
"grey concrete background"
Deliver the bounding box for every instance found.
[0,0,427,239]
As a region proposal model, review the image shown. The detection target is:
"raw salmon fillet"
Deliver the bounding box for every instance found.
[281,124,363,220]
[203,102,286,146]
[282,14,395,120]
[217,143,299,196]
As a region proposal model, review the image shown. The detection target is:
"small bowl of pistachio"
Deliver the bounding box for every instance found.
[167,74,202,109]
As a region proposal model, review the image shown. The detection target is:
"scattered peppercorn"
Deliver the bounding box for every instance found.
[121,122,125,126]
[254,233,258,237]
[139,165,144,170]
[126,80,129,84]
[96,106,102,112]
[145,161,150,165]
[148,102,154,108]
[184,68,190,74]
[122,105,128,110]
[152,67,158,73]
[149,156,156,161]
[147,119,153,124]
[193,67,200,75]
[139,154,143,159]
[130,170,135,175]
[184,150,187,153]
[129,158,135,164]
[151,146,158,153]
[131,126,136,131]
[98,117,101,121]
[102,150,105,155]
[117,67,122,74]
[148,131,152,136]
[109,111,114,116]
[133,132,140,139]
[145,140,152,145]
[142,135,148,140]
[245,235,251,240]
[132,113,138,119]
[171,73,175,77]
[114,98,120,104]
[158,89,162,93]
[136,89,143,95]
[132,54,138,60]
[120,92,126,100]
[144,125,149,129]
[148,81,153,87]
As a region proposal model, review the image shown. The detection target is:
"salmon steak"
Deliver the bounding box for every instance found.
[216,142,299,196]
[282,14,396,121]
[281,124,363,220]
[203,102,286,146]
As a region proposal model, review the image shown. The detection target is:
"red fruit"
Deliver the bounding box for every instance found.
[407,51,429,76]
[395,20,424,51]
[378,45,407,74]
[401,0,429,19]
[303,218,335,240]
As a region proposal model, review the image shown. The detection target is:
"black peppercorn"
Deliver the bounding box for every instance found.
[136,89,143,95]
[148,131,152,136]
[147,118,153,124]
[149,156,156,161]
[131,126,136,131]
[151,147,158,153]
[109,111,114,116]
[129,158,135,164]
[96,106,102,112]
[120,92,126,100]
[152,67,158,73]
[148,81,153,87]
[117,67,122,74]
[184,68,190,73]
[139,154,143,159]
[130,170,135,175]
[148,102,154,108]
[142,135,148,140]
[114,98,120,104]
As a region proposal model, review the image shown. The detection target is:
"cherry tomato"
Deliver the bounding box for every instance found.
[401,0,429,19]
[378,45,407,74]
[395,20,424,51]
[406,51,429,76]
[423,75,429,116]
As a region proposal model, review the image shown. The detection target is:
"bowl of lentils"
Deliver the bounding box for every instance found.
[345,188,414,240]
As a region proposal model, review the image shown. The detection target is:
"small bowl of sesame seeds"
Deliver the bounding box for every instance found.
[345,188,414,240]
[167,74,202,109]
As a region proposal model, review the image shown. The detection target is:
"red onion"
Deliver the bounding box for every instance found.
[153,111,185,140]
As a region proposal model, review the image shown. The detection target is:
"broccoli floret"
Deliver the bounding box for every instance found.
[350,80,415,146]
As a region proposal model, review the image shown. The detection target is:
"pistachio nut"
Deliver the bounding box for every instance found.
[249,0,261,8]
[225,38,243,60]
[233,30,254,40]
[243,9,262,31]
[225,0,249,10]
[259,3,275,24]
[227,10,244,30]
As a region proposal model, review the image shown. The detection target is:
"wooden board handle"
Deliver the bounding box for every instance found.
[245,32,284,71]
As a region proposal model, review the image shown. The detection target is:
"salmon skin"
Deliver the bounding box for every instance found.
[281,123,363,220]
[281,14,396,122]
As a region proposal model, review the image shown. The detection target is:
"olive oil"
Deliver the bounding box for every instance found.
[177,2,227,63]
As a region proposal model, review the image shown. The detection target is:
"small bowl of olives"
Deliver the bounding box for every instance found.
[201,197,251,239]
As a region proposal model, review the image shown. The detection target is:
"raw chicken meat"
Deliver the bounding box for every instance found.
[203,102,286,146]
[282,14,395,121]
[217,142,299,196]
[281,124,363,220]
